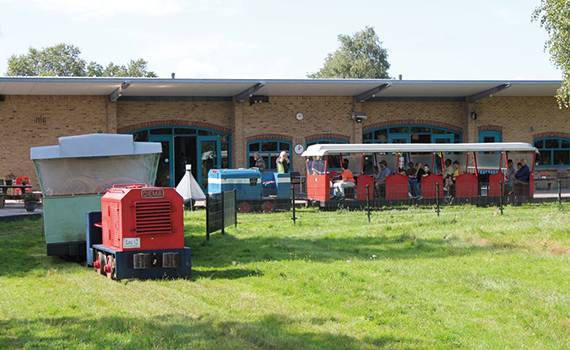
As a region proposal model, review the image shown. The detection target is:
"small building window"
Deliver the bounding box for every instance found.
[248,140,292,172]
[534,138,570,166]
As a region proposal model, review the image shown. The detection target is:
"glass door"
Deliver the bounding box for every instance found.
[149,135,173,187]
[198,136,221,190]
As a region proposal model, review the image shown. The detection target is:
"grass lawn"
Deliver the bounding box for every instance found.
[1,204,570,349]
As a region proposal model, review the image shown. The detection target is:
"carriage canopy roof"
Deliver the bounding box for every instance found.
[301,142,538,157]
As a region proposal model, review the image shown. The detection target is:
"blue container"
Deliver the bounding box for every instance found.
[208,169,261,200]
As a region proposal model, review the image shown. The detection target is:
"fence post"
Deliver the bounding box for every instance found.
[206,194,210,241]
[436,182,440,217]
[234,189,238,228]
[291,185,297,225]
[366,184,371,223]
[559,179,562,211]
[221,190,225,235]
[499,181,504,215]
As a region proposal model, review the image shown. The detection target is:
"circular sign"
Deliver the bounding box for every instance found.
[295,112,304,121]
[294,144,304,155]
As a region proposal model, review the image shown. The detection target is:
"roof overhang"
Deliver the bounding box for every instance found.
[0,77,562,102]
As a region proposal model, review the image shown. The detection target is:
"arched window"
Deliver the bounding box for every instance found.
[248,140,292,172]
[534,138,570,166]
[306,139,348,169]
[363,125,461,144]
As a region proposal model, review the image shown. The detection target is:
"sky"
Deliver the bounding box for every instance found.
[0,0,562,81]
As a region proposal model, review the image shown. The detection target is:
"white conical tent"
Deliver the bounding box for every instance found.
[176,165,206,206]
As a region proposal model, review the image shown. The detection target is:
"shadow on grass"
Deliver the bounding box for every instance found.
[0,313,422,349]
[188,229,517,270]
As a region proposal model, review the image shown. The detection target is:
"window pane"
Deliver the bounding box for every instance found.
[554,150,570,165]
[328,155,342,169]
[535,140,544,148]
[545,139,559,148]
[262,141,278,152]
[374,129,388,141]
[174,128,195,135]
[411,126,430,133]
[132,131,148,142]
[249,143,260,152]
[562,140,570,149]
[363,132,372,140]
[389,126,409,133]
[432,128,446,134]
[150,128,171,135]
[537,151,552,165]
[280,142,290,151]
[198,130,214,136]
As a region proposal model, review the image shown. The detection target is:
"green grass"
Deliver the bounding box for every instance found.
[2,204,570,349]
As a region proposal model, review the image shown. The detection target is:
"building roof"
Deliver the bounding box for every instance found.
[0,77,562,101]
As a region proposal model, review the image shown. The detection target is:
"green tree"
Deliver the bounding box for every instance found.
[6,43,157,78]
[307,26,390,79]
[532,0,570,108]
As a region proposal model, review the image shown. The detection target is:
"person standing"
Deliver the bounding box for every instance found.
[253,152,265,173]
[276,151,290,173]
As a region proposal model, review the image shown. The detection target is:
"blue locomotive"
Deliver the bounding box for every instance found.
[208,169,291,213]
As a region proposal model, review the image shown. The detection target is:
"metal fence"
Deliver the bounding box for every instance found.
[206,190,237,240]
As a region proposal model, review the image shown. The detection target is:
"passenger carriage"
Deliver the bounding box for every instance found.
[301,142,538,204]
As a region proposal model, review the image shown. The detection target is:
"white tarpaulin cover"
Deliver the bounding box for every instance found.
[176,165,206,204]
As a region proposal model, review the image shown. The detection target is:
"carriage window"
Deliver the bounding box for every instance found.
[306,139,349,172]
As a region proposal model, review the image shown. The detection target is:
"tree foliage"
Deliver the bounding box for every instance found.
[307,26,390,79]
[532,0,570,108]
[6,43,157,78]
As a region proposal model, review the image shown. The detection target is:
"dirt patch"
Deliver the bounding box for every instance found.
[547,242,570,255]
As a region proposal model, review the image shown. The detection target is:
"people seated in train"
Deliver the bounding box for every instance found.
[332,162,356,200]
[443,159,454,191]
[505,159,515,182]
[311,156,325,175]
[407,162,418,197]
[414,163,431,199]
[342,158,352,172]
[514,159,530,182]
[374,160,391,198]
[452,161,463,179]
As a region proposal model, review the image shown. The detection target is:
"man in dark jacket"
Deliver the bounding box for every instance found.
[253,152,265,173]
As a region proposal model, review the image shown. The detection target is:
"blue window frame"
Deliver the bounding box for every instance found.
[479,130,502,143]
[534,138,570,167]
[248,140,292,172]
[363,125,461,144]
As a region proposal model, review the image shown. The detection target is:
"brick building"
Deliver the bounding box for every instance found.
[0,77,568,190]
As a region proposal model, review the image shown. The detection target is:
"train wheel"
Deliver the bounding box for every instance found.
[261,201,275,213]
[97,252,106,276]
[105,255,115,280]
[238,202,251,213]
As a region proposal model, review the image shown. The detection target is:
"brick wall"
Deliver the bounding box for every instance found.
[2,94,569,189]
[0,95,112,189]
